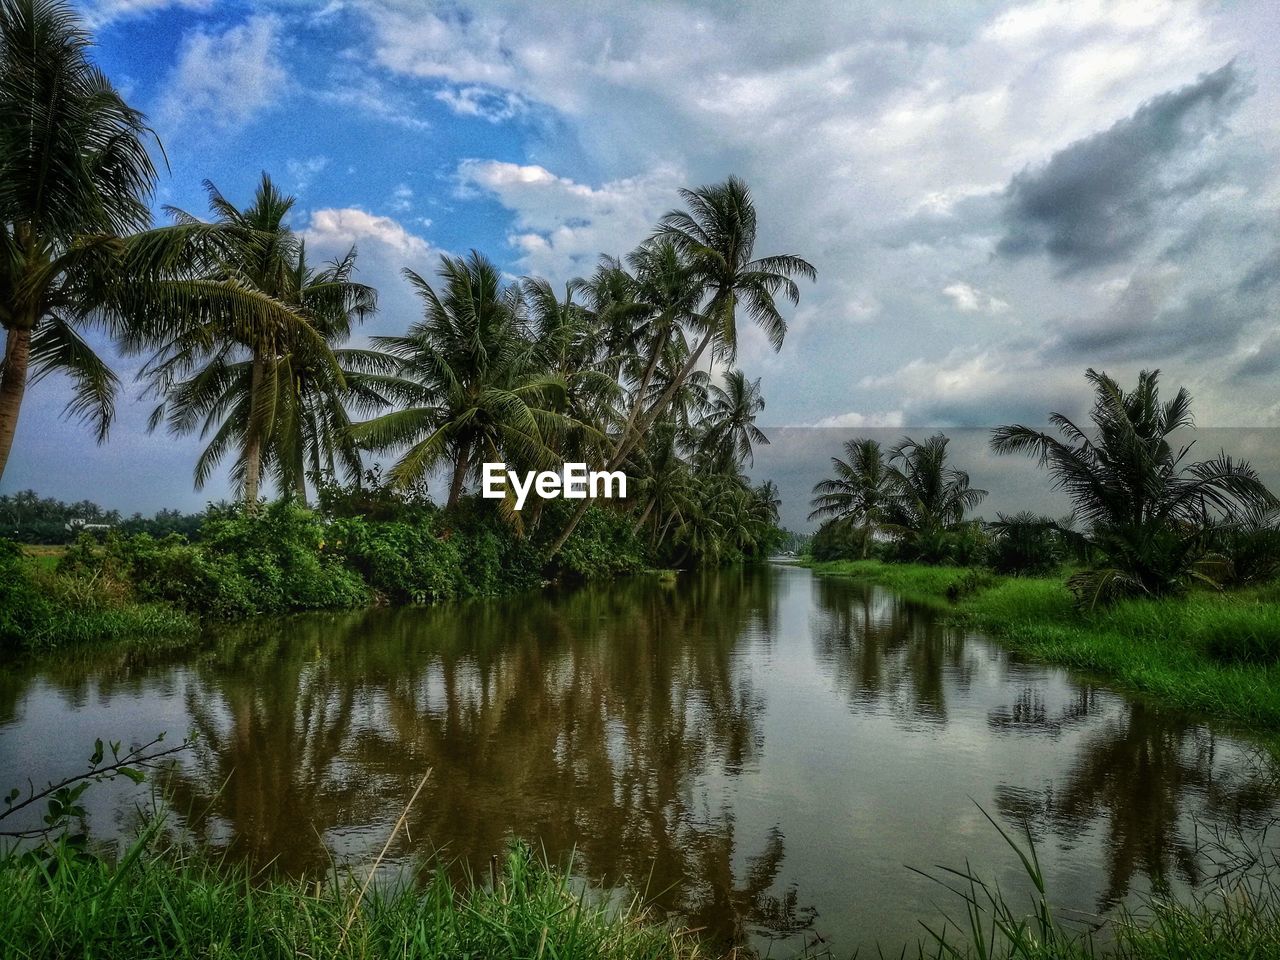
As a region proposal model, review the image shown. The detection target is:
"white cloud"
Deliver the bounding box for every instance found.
[286,156,329,191]
[157,16,287,132]
[79,0,211,28]
[943,282,1009,314]
[435,86,527,123]
[456,160,683,281]
[356,0,1278,427]
[807,410,905,429]
[303,207,435,264]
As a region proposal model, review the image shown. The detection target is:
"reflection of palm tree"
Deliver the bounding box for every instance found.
[992,702,1278,908]
[811,576,974,723]
[162,617,365,873]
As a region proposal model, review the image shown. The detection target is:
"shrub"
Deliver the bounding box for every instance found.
[987,512,1062,576]
[326,516,464,604]
[553,504,646,580]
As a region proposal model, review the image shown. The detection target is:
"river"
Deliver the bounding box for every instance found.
[1,564,1276,956]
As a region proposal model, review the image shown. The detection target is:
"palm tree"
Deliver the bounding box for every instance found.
[143,176,368,503]
[991,368,1276,599]
[808,438,891,559]
[351,251,570,508]
[882,434,987,561]
[699,369,768,471]
[548,177,813,556]
[0,0,153,480]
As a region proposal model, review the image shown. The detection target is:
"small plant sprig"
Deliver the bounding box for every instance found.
[1,732,194,844]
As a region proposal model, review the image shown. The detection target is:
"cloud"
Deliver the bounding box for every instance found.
[286,156,329,191]
[303,207,436,264]
[806,410,905,429]
[435,86,527,123]
[456,160,683,281]
[156,16,287,132]
[79,0,210,28]
[943,282,1009,314]
[996,61,1247,274]
[315,66,432,131]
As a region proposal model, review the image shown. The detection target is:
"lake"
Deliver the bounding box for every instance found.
[1,563,1276,956]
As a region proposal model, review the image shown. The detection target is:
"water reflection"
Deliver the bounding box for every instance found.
[992,701,1278,908]
[1,565,1276,956]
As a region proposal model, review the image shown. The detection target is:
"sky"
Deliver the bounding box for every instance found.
[4,0,1279,526]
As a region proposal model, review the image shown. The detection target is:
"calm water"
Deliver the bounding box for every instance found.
[1,564,1277,955]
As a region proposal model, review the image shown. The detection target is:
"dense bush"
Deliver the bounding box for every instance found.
[0,538,193,651]
[551,502,646,580]
[810,519,870,561]
[986,512,1062,576]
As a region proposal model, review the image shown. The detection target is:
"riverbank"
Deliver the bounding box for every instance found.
[804,559,1280,733]
[4,836,1277,959]
[0,845,702,960]
[0,499,664,654]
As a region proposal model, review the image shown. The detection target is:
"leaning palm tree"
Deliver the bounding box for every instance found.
[548,177,814,555]
[351,251,570,508]
[991,368,1276,600]
[809,438,891,559]
[883,434,987,562]
[699,369,768,471]
[142,176,363,503]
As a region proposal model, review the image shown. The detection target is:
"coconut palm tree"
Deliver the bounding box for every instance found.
[142,176,369,503]
[351,251,571,508]
[991,368,1276,600]
[699,368,768,471]
[548,177,813,556]
[882,434,987,561]
[635,175,814,462]
[0,0,158,484]
[808,438,891,559]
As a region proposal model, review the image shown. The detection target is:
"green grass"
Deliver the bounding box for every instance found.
[0,844,703,960]
[806,559,1280,732]
[911,806,1280,960]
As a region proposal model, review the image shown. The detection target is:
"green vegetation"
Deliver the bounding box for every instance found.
[912,807,1280,960]
[808,559,1280,731]
[0,842,700,960]
[991,368,1277,603]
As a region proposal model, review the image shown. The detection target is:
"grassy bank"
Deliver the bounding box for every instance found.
[0,498,657,655]
[3,838,1278,960]
[806,559,1280,731]
[0,845,701,960]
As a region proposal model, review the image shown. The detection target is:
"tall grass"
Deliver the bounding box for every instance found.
[912,806,1280,960]
[0,842,702,960]
[807,560,1280,732]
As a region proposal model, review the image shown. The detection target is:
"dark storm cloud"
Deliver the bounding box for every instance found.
[997,61,1248,275]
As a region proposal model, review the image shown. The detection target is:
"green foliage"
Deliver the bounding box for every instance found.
[988,512,1064,576]
[810,560,1280,730]
[810,519,873,561]
[0,841,700,960]
[554,503,646,580]
[992,369,1277,601]
[0,537,193,651]
[0,539,51,645]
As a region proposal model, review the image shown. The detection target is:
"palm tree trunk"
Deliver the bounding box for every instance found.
[631,497,656,535]
[447,442,471,509]
[615,340,663,461]
[548,328,717,558]
[0,325,33,485]
[243,351,266,506]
